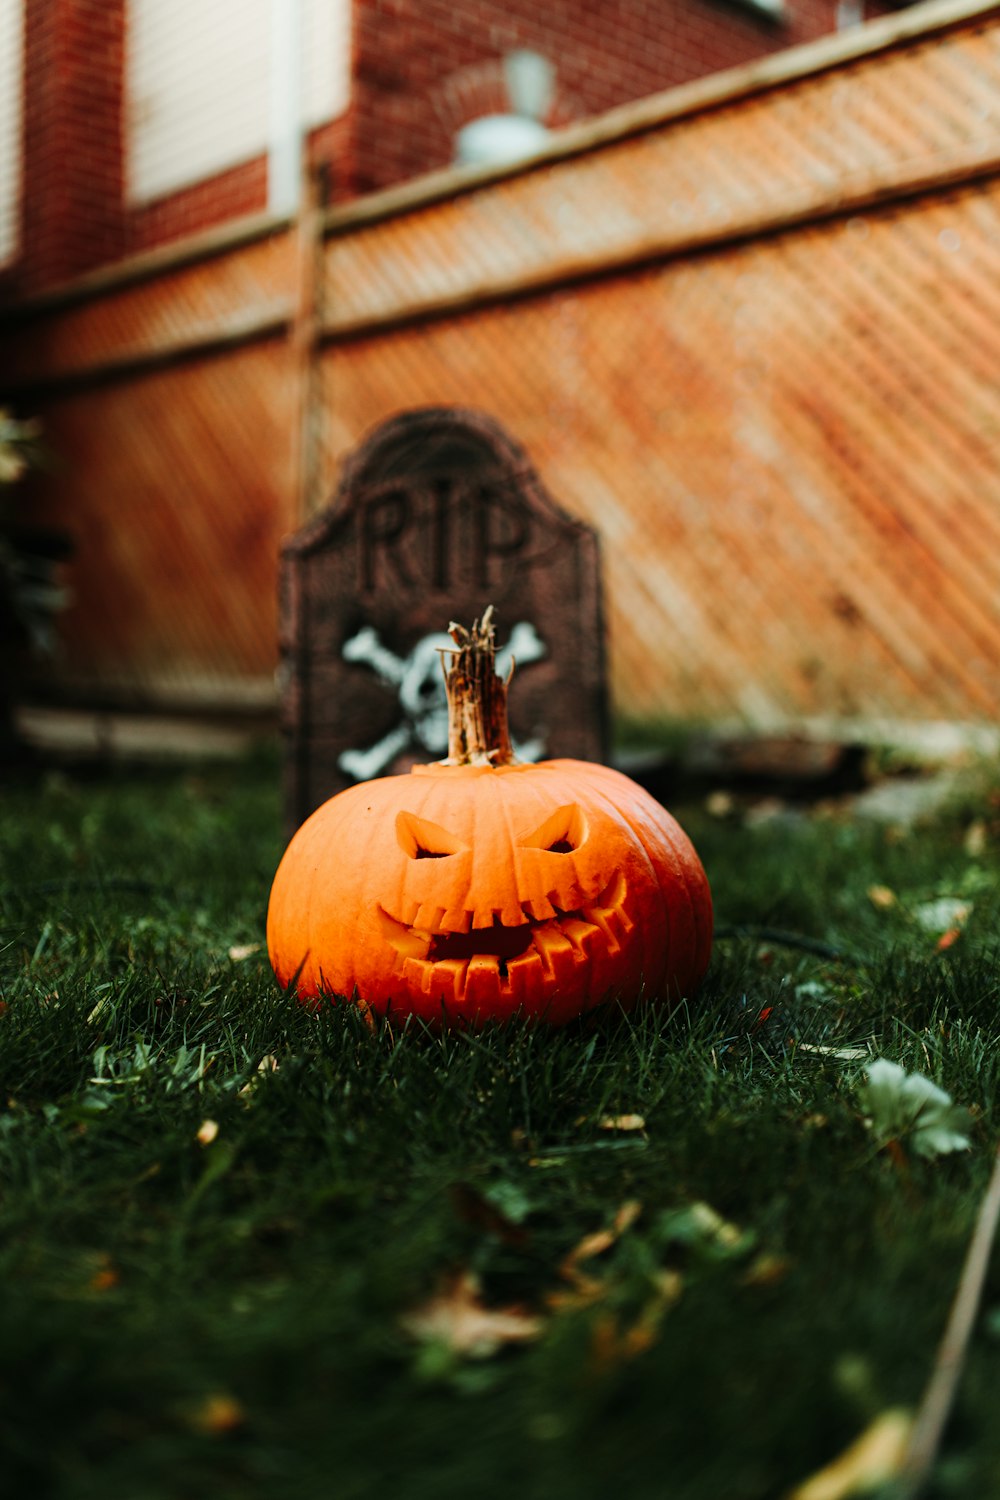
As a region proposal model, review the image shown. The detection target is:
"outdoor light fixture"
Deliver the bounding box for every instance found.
[736,0,787,19]
[454,49,554,168]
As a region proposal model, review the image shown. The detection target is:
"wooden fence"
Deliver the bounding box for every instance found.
[4,0,1000,745]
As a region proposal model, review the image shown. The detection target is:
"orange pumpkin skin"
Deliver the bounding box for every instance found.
[266,756,712,1028]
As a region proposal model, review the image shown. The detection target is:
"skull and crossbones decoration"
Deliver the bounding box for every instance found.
[338,621,547,782]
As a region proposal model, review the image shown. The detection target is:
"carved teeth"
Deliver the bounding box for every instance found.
[533,925,582,978]
[377,907,431,963]
[413,903,449,933]
[404,955,469,1000]
[559,917,599,955]
[578,873,631,953]
[440,907,473,935]
[380,874,628,989]
[397,897,422,929]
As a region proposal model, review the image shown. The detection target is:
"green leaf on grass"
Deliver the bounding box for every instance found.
[860,1058,973,1159]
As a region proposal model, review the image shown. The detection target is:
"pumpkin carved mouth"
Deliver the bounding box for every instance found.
[377,871,633,997]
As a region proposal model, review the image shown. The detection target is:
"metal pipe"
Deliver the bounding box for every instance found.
[268,0,304,215]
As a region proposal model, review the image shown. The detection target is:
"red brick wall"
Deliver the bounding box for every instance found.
[20,0,126,290]
[7,0,892,299]
[127,160,270,257]
[349,0,858,195]
[126,116,355,255]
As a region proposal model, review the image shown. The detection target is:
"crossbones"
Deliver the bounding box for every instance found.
[338,621,547,781]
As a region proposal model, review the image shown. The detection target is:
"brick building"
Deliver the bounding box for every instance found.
[0,0,894,303]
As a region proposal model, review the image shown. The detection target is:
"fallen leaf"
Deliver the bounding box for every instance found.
[658,1201,750,1257]
[89,1253,120,1292]
[867,885,898,911]
[741,1251,793,1288]
[860,1059,973,1159]
[964,819,987,857]
[599,1113,646,1132]
[912,898,972,935]
[788,1407,913,1499]
[560,1201,642,1285]
[586,1270,684,1368]
[797,1042,871,1061]
[197,1119,219,1146]
[354,997,377,1031]
[227,943,261,962]
[546,1274,606,1312]
[238,1055,279,1098]
[401,1271,542,1358]
[190,1393,245,1435]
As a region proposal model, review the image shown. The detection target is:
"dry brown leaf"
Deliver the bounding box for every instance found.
[401,1271,542,1358]
[190,1393,246,1435]
[741,1252,793,1288]
[227,943,261,962]
[599,1113,646,1132]
[788,1408,913,1500]
[238,1054,280,1098]
[797,1043,871,1062]
[588,1270,684,1370]
[546,1274,605,1312]
[559,1200,642,1284]
[964,819,987,857]
[688,1200,744,1249]
[88,1253,120,1292]
[354,997,377,1031]
[565,1228,617,1265]
[613,1200,643,1234]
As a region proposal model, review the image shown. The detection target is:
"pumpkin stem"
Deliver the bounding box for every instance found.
[441,606,517,767]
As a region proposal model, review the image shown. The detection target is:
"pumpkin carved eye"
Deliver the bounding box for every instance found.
[519,804,588,854]
[396,810,467,860]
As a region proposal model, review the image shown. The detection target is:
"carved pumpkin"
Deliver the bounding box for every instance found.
[267,611,712,1027]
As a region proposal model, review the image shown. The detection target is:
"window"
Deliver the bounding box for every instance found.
[126,0,350,207]
[0,0,24,266]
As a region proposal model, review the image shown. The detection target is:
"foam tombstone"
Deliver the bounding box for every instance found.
[266,609,712,1026]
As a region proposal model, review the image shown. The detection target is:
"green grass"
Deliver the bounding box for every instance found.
[2,749,1000,1499]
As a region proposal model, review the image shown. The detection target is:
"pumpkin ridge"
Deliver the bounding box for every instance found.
[548,760,666,980]
[553,761,695,991]
[655,812,714,987]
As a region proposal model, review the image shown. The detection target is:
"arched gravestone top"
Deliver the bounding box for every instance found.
[279,406,608,832]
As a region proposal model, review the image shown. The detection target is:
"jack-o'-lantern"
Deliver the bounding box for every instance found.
[266,610,712,1026]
